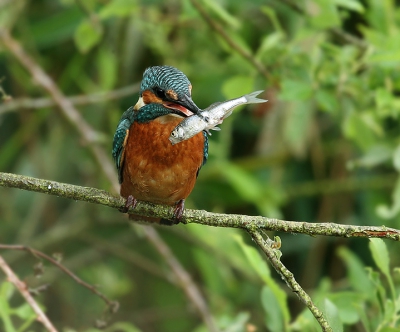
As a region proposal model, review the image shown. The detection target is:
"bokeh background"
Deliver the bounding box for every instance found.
[1,0,400,331]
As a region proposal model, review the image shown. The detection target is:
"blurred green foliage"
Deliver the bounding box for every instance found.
[1,0,400,331]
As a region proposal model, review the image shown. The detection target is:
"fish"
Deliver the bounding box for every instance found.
[169,90,267,145]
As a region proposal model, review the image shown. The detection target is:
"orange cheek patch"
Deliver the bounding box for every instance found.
[166,89,178,100]
[142,90,162,104]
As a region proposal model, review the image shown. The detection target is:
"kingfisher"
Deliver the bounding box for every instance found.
[112,66,208,225]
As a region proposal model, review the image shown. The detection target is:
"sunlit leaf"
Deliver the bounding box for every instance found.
[376,177,400,219]
[307,0,340,28]
[222,76,254,100]
[279,79,313,101]
[99,0,138,19]
[234,235,291,326]
[322,299,343,332]
[337,247,375,296]
[261,286,284,331]
[74,19,103,53]
[393,144,400,171]
[369,238,390,277]
[334,0,365,13]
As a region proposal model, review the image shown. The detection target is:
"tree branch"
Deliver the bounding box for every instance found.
[0,254,58,332]
[190,0,274,83]
[1,172,399,241]
[0,244,118,311]
[248,229,332,331]
[0,83,140,115]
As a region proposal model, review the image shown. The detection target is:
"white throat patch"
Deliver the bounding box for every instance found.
[134,97,145,110]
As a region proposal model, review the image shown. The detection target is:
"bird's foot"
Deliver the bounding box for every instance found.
[120,195,138,213]
[173,199,185,223]
[160,199,185,225]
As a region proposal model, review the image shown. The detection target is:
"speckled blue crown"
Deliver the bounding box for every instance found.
[140,66,192,98]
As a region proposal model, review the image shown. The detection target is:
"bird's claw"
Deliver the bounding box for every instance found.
[173,199,185,223]
[120,195,137,213]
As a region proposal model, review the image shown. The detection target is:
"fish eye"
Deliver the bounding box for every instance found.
[171,130,177,137]
[154,87,166,99]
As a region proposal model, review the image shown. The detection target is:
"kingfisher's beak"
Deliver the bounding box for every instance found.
[177,94,202,115]
[163,94,202,117]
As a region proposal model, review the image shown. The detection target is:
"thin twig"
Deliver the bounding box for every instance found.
[0,244,119,311]
[0,171,399,242]
[0,254,58,332]
[0,83,140,115]
[190,0,274,83]
[246,229,333,331]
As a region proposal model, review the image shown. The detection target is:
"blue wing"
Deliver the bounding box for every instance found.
[196,131,208,178]
[202,131,208,167]
[112,106,135,184]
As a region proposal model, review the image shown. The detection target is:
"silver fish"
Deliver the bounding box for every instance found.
[169,90,267,145]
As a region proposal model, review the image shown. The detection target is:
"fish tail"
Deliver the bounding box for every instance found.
[244,90,268,104]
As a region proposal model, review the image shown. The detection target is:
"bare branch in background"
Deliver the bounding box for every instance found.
[0,244,118,310]
[0,254,58,332]
[0,83,140,115]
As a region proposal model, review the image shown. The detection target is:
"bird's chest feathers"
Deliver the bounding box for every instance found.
[121,115,204,203]
[130,115,201,166]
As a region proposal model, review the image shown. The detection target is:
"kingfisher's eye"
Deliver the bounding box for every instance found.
[154,87,166,99]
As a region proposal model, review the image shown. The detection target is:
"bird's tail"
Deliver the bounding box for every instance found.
[244,90,268,104]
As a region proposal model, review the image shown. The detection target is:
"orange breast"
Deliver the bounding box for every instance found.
[120,115,205,205]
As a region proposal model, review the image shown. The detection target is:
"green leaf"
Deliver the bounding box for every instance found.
[10,302,35,320]
[283,101,314,157]
[219,162,263,204]
[334,0,365,13]
[337,247,375,296]
[369,238,390,277]
[382,299,395,326]
[322,299,343,332]
[393,144,400,171]
[343,111,380,151]
[234,235,291,326]
[380,328,400,332]
[329,292,362,324]
[74,19,103,53]
[347,144,392,169]
[308,0,340,28]
[215,312,250,331]
[315,89,339,114]
[222,75,255,100]
[99,0,138,19]
[279,79,313,101]
[261,286,284,332]
[365,0,393,34]
[97,48,117,90]
[0,283,16,332]
[233,234,271,282]
[376,177,400,219]
[201,0,241,29]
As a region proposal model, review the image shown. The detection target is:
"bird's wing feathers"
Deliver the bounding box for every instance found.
[112,106,135,183]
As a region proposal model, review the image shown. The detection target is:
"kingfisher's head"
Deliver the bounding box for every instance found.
[134,66,201,120]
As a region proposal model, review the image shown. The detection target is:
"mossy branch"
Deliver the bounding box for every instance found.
[1,172,399,241]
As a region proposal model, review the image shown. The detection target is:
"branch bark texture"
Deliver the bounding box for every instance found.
[1,172,399,242]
